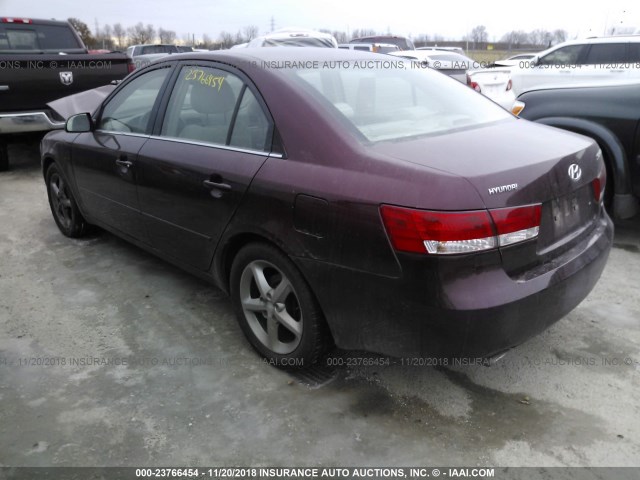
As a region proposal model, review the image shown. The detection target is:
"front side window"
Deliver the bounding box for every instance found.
[98,67,170,134]
[161,65,271,151]
[538,45,586,66]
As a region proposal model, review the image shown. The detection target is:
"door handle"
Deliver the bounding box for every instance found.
[115,158,132,168]
[203,179,232,191]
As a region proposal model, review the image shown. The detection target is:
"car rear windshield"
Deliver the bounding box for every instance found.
[264,37,335,48]
[291,60,512,142]
[351,37,415,50]
[139,45,179,55]
[0,24,82,52]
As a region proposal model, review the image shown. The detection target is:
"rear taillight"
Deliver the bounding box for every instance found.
[381,204,541,255]
[592,162,606,204]
[506,79,512,91]
[127,59,136,73]
[490,204,541,247]
[466,74,482,93]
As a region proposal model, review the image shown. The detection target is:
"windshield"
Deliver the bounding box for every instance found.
[290,60,512,142]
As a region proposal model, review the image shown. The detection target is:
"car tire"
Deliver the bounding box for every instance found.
[0,140,8,172]
[45,163,89,238]
[230,243,330,368]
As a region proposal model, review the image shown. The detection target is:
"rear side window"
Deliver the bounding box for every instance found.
[629,44,640,63]
[161,65,272,152]
[584,43,628,64]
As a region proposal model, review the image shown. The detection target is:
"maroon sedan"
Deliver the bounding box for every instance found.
[41,48,613,366]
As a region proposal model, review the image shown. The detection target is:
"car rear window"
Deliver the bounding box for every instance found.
[264,37,335,48]
[0,24,81,52]
[139,45,178,55]
[290,60,511,142]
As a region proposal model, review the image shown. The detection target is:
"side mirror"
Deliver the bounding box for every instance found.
[65,113,93,133]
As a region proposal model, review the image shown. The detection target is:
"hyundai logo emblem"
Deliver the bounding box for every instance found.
[568,163,582,181]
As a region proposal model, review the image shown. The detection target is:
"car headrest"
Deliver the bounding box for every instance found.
[190,76,236,115]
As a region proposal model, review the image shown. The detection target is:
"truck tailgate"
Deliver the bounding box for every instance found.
[0,54,129,112]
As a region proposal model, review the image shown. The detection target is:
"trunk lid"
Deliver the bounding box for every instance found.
[372,120,603,260]
[468,69,511,96]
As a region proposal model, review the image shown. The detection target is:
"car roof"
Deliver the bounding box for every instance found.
[390,50,469,60]
[0,17,69,26]
[554,35,640,47]
[148,47,407,67]
[254,28,335,41]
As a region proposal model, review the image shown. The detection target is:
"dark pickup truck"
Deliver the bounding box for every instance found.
[517,82,640,220]
[0,17,132,170]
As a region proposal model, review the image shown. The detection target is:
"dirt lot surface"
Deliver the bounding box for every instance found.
[1,142,639,468]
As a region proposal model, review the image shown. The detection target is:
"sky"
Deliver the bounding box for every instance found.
[1,0,638,43]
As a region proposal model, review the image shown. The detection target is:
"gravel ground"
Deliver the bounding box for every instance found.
[1,141,639,468]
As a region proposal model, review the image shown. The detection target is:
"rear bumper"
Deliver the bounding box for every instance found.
[0,111,65,134]
[297,210,613,359]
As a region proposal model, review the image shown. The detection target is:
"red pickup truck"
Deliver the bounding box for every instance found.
[0,17,132,170]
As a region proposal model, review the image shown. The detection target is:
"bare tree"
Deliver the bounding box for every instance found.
[414,33,431,47]
[158,28,177,44]
[551,29,567,45]
[243,25,259,42]
[96,23,114,50]
[113,23,126,48]
[501,30,530,47]
[68,17,95,47]
[332,30,348,44]
[218,31,235,49]
[200,33,213,49]
[529,29,552,46]
[350,28,377,40]
[470,25,488,48]
[128,22,156,44]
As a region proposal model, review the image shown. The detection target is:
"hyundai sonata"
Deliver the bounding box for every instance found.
[41,48,613,366]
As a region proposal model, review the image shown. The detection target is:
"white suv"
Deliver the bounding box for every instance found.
[509,36,640,96]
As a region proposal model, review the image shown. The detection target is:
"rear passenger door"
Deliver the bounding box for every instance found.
[135,62,274,270]
[578,42,630,82]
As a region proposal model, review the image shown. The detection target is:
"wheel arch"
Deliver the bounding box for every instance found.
[534,116,638,218]
[212,230,336,342]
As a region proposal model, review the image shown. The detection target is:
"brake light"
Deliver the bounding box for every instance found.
[127,59,136,73]
[592,163,606,203]
[1,18,32,23]
[506,79,512,91]
[381,204,541,255]
[466,74,481,93]
[489,204,541,247]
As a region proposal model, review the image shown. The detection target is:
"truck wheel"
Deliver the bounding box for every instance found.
[0,141,8,171]
[45,163,89,237]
